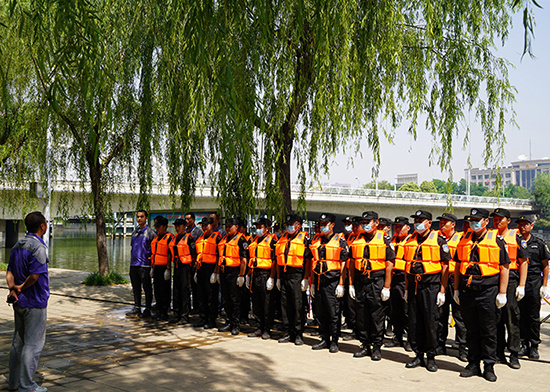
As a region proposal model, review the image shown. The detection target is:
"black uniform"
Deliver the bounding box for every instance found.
[455,230,510,366]
[496,232,529,358]
[152,233,173,319]
[171,234,197,323]
[312,233,349,344]
[390,235,409,346]
[406,231,451,358]
[196,233,221,327]
[519,234,550,350]
[354,232,395,350]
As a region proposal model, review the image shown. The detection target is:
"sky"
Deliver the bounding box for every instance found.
[305,7,550,188]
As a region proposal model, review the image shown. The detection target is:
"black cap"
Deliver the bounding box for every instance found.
[378,218,392,227]
[200,217,214,225]
[342,216,353,224]
[351,216,363,225]
[490,208,511,219]
[174,218,185,226]
[253,217,272,227]
[153,216,168,227]
[285,213,303,224]
[393,216,410,225]
[517,215,534,224]
[319,213,336,223]
[467,208,490,220]
[362,211,378,221]
[238,218,247,228]
[411,210,432,220]
[225,217,240,226]
[437,212,457,223]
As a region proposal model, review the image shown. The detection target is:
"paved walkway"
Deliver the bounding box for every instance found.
[1,268,550,392]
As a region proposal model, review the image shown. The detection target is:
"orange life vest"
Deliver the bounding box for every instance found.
[351,231,387,273]
[346,233,357,246]
[310,233,344,274]
[403,231,442,275]
[169,233,193,266]
[196,232,221,266]
[391,233,411,271]
[457,229,501,277]
[248,234,276,269]
[276,231,308,269]
[502,228,519,270]
[218,233,244,268]
[441,231,461,273]
[151,232,174,266]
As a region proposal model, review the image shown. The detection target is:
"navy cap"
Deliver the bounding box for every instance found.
[411,210,432,220]
[173,218,185,226]
[467,208,489,220]
[351,216,363,225]
[517,215,534,224]
[490,208,511,219]
[362,211,378,221]
[253,217,272,227]
[378,218,392,227]
[200,217,214,225]
[285,213,303,224]
[393,216,410,225]
[437,212,457,223]
[342,216,353,224]
[225,217,240,226]
[319,213,336,223]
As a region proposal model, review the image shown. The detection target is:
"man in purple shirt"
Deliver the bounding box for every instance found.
[7,211,50,392]
[127,210,156,318]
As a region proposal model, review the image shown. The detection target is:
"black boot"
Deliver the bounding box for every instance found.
[426,356,437,372]
[509,352,521,369]
[353,344,371,358]
[483,363,497,382]
[406,354,425,369]
[371,345,382,361]
[460,362,481,378]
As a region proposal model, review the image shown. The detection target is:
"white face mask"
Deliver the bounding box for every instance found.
[344,225,352,233]
[286,225,296,235]
[363,223,374,233]
[415,222,427,233]
[471,220,484,232]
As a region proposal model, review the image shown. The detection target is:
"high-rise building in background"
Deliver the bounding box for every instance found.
[468,158,550,190]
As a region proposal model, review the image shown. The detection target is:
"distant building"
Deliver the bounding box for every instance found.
[468,158,550,190]
[396,173,418,187]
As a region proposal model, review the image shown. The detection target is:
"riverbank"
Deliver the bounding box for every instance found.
[1,268,550,391]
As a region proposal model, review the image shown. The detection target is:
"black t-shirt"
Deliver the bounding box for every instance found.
[406,230,451,285]
[454,230,511,287]
[524,234,550,276]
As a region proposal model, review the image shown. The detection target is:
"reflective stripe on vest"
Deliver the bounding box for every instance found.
[275,232,307,268]
[196,232,220,264]
[249,234,275,269]
[403,231,442,275]
[391,233,411,271]
[310,233,343,273]
[457,229,500,277]
[502,229,519,270]
[351,231,386,272]
[170,233,193,265]
[443,231,461,273]
[151,232,174,266]
[218,233,244,268]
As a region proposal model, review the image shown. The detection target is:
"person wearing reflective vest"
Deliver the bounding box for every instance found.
[517,215,549,361]
[491,208,529,369]
[403,210,451,373]
[310,212,349,354]
[150,216,174,321]
[342,216,353,242]
[349,211,395,360]
[435,212,467,362]
[385,216,412,352]
[167,218,197,325]
[193,217,221,329]
[238,220,253,328]
[275,213,312,346]
[246,217,277,340]
[217,217,249,335]
[453,208,510,382]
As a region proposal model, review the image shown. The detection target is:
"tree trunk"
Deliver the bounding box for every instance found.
[90,162,110,276]
[278,123,294,215]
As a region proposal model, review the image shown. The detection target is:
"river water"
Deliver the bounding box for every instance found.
[1,237,132,276]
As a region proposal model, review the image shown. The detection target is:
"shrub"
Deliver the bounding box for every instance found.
[82,271,129,286]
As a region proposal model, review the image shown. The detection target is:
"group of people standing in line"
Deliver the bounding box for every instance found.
[127,207,549,383]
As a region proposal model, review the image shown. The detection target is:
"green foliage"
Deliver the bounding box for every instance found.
[420,180,437,193]
[533,174,550,228]
[0,262,7,271]
[82,271,129,286]
[363,180,393,190]
[470,183,489,196]
[398,182,421,192]
[504,184,531,199]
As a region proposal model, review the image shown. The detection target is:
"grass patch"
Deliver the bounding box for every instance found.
[0,262,7,271]
[82,271,129,286]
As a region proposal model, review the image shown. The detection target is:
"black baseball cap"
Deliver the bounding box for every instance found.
[437,212,457,223]
[362,211,378,221]
[285,214,303,224]
[342,216,353,224]
[173,218,185,226]
[200,217,214,225]
[319,213,336,223]
[411,210,432,220]
[517,215,534,224]
[351,216,363,225]
[393,216,410,225]
[378,218,392,227]
[467,208,490,220]
[253,217,272,227]
[153,216,168,227]
[490,208,511,219]
[225,217,240,226]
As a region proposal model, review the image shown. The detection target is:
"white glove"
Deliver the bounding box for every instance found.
[335,285,345,298]
[404,290,408,303]
[193,273,198,283]
[310,284,316,298]
[349,285,356,300]
[150,268,154,278]
[453,290,460,305]
[210,273,218,284]
[164,269,171,281]
[237,276,245,287]
[436,292,446,307]
[245,275,251,289]
[276,279,281,291]
[216,274,221,284]
[496,293,507,309]
[381,287,390,302]
[516,285,525,301]
[266,277,274,291]
[301,279,309,292]
[540,285,549,299]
